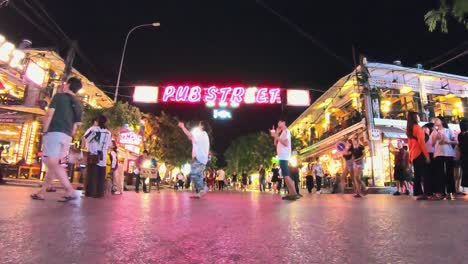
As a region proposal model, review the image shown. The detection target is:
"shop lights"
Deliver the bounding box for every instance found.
[181,163,191,175]
[400,85,413,94]
[9,50,25,69]
[25,61,46,86]
[26,121,38,164]
[230,102,240,108]
[218,101,228,108]
[381,100,391,114]
[133,86,159,103]
[0,42,15,62]
[286,89,310,106]
[445,92,456,99]
[206,101,216,108]
[0,130,19,136]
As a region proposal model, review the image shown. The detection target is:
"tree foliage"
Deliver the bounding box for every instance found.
[224,132,276,175]
[78,101,142,138]
[144,112,192,167]
[425,0,468,33]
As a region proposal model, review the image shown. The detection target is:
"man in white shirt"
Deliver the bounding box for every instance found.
[313,157,324,194]
[217,168,226,191]
[179,121,210,198]
[270,117,298,200]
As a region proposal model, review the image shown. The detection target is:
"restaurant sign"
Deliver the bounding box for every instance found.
[118,130,142,154]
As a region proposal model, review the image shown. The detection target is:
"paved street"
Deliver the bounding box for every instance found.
[0,185,467,264]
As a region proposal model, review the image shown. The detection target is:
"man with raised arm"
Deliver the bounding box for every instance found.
[178,121,210,198]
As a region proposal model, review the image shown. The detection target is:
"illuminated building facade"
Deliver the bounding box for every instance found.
[290,62,467,187]
[0,33,113,179]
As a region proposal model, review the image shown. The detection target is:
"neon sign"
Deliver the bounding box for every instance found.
[162,86,282,105]
[213,109,232,119]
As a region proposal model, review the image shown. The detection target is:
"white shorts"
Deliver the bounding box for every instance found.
[43,132,72,159]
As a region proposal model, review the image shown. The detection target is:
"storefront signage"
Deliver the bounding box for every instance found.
[0,117,25,123]
[371,129,381,141]
[118,131,142,146]
[162,86,282,104]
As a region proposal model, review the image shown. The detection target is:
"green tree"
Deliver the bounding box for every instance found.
[425,0,468,33]
[78,101,142,138]
[224,132,276,175]
[148,112,192,167]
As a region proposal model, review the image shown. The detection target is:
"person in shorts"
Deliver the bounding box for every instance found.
[31,77,83,202]
[270,117,298,200]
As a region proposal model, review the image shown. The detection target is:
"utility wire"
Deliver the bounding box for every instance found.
[424,41,468,66]
[8,1,60,44]
[20,0,64,43]
[255,0,353,69]
[428,49,468,71]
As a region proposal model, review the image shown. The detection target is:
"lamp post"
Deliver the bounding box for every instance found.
[114,22,160,103]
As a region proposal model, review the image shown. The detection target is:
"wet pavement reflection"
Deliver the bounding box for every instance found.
[0,186,467,264]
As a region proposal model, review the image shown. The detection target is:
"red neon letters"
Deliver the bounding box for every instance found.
[162,86,281,104]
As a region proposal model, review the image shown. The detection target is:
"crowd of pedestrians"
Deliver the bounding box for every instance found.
[28,81,467,203]
[406,112,467,200]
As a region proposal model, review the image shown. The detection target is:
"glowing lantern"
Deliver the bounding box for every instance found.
[0,42,15,62]
[287,89,310,106]
[400,85,413,94]
[9,50,25,69]
[381,100,391,114]
[445,92,456,99]
[182,163,191,175]
[133,86,159,103]
[25,61,46,86]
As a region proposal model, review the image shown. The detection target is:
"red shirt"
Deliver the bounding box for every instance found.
[408,125,429,162]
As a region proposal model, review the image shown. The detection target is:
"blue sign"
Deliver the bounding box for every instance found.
[213,109,232,119]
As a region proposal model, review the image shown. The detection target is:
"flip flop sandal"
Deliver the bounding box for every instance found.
[58,196,78,203]
[31,194,45,200]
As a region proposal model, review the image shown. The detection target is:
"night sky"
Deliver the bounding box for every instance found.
[1,0,466,160]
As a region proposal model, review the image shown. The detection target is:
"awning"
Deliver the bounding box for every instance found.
[0,105,46,116]
[378,126,407,139]
[298,119,366,159]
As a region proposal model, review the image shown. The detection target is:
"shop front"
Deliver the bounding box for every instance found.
[291,62,468,187]
[117,126,143,185]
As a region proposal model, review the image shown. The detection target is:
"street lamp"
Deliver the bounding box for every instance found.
[114,22,161,103]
